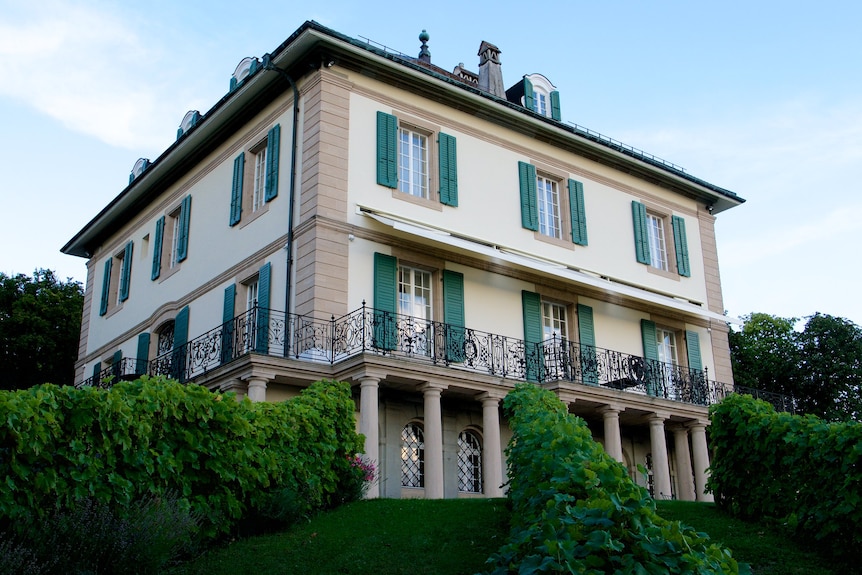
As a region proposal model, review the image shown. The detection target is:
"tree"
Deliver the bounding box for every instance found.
[0,269,83,390]
[729,312,799,397]
[795,313,862,421]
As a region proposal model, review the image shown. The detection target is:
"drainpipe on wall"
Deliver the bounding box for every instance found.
[262,54,300,358]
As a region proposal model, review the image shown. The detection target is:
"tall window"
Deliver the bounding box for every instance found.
[457,431,483,493]
[542,302,567,340]
[401,423,425,488]
[253,148,267,212]
[532,91,547,116]
[646,213,669,271]
[398,127,429,198]
[246,279,259,311]
[156,321,175,357]
[537,175,561,239]
[655,328,678,365]
[398,266,432,320]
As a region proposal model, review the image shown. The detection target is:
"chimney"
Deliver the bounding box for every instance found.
[418,30,431,64]
[477,41,504,97]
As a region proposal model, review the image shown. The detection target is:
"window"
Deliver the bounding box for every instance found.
[655,327,678,365]
[156,321,175,358]
[457,430,483,493]
[99,241,133,316]
[246,278,259,312]
[518,162,588,246]
[631,201,690,277]
[376,111,458,207]
[152,195,191,280]
[229,124,281,226]
[542,302,567,340]
[518,74,561,121]
[401,423,425,488]
[398,265,432,356]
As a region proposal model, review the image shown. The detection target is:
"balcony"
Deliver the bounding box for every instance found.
[79,304,793,411]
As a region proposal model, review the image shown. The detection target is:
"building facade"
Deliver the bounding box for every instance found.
[63,22,746,501]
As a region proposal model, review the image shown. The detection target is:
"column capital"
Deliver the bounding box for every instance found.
[418,382,448,395]
[686,419,710,431]
[477,390,506,403]
[598,403,624,415]
[647,411,671,423]
[351,368,387,383]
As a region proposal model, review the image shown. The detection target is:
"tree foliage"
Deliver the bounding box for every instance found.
[0,269,83,390]
[729,312,862,421]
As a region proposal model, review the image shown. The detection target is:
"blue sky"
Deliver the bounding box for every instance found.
[2,0,861,326]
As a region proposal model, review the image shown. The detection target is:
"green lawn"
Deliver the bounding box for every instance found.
[169,499,839,575]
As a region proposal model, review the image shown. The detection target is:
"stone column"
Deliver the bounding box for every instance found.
[246,376,268,402]
[420,383,447,499]
[599,404,624,463]
[359,375,381,498]
[648,413,673,500]
[688,420,714,502]
[479,393,504,497]
[672,427,696,501]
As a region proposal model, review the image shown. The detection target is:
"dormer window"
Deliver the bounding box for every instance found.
[507,73,561,121]
[230,57,260,92]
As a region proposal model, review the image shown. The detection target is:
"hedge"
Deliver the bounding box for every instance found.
[481,383,742,575]
[0,376,365,537]
[708,393,862,562]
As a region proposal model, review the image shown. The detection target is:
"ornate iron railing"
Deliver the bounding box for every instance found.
[77,303,792,411]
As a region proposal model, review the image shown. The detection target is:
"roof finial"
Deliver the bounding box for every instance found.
[418,29,431,63]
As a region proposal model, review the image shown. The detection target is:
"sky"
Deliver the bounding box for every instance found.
[1,0,861,327]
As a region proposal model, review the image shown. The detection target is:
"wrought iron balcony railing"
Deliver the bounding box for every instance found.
[77,303,791,411]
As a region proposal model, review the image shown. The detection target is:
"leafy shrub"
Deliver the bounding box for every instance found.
[481,383,743,574]
[708,393,862,562]
[0,377,365,539]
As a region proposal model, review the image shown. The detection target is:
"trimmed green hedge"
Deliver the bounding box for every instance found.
[708,393,862,562]
[481,383,743,574]
[0,377,364,537]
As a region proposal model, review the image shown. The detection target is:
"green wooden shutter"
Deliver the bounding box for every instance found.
[568,179,588,246]
[99,258,112,316]
[523,77,534,111]
[376,112,398,188]
[640,319,659,396]
[176,195,192,262]
[135,332,150,375]
[112,349,123,380]
[256,263,271,354]
[230,153,244,226]
[119,241,133,302]
[152,216,164,280]
[443,270,465,363]
[222,284,236,364]
[373,252,398,350]
[173,306,190,381]
[92,361,101,382]
[265,124,280,202]
[577,304,598,385]
[550,90,561,121]
[518,161,538,231]
[438,132,458,206]
[686,330,703,371]
[522,290,543,382]
[672,215,691,277]
[632,201,651,265]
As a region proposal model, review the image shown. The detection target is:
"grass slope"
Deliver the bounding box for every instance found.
[171,499,840,575]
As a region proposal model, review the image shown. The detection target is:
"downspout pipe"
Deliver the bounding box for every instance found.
[261,54,300,358]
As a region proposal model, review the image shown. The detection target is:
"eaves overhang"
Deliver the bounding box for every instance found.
[62,20,743,259]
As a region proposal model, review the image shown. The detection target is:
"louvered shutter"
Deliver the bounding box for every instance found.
[176,195,192,262]
[99,258,112,316]
[523,78,534,111]
[438,132,458,206]
[640,319,660,396]
[518,162,538,231]
[686,329,707,403]
[577,304,598,385]
[373,252,398,350]
[376,112,398,188]
[112,349,123,380]
[568,179,588,246]
[550,90,561,121]
[119,241,133,302]
[632,201,651,265]
[92,361,101,382]
[135,332,150,375]
[265,124,280,201]
[672,215,691,277]
[255,263,271,354]
[152,216,164,280]
[222,284,236,364]
[443,270,465,363]
[522,290,543,382]
[172,306,190,381]
[230,153,244,226]
[686,330,703,371]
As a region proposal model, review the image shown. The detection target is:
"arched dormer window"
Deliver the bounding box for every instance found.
[522,73,560,121]
[230,57,260,92]
[129,158,151,184]
[176,110,202,140]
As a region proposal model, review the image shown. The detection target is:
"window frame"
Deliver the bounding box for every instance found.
[379,111,444,211]
[230,124,281,228]
[154,195,191,282]
[401,422,426,489]
[636,201,681,280]
[526,161,576,249]
[100,241,133,317]
[457,429,483,494]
